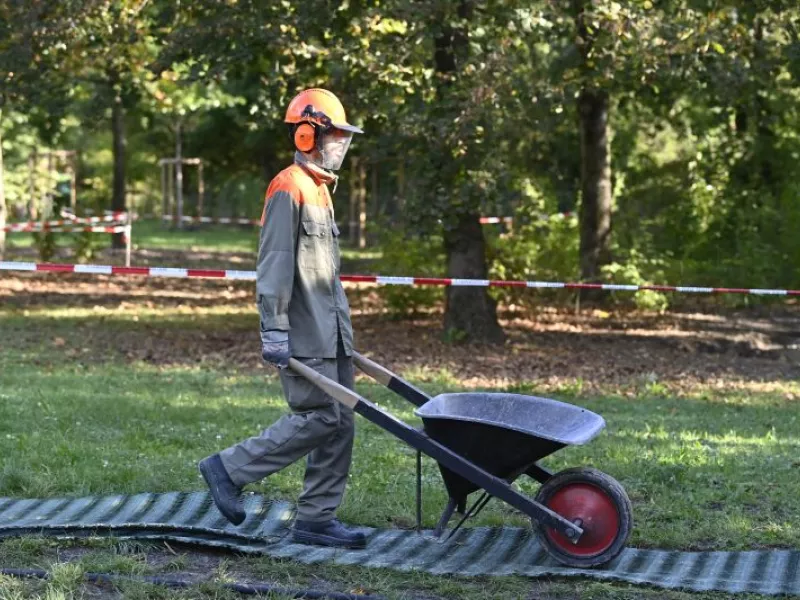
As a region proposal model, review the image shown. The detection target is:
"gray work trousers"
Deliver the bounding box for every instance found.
[219,339,355,522]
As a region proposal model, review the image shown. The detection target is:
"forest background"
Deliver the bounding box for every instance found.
[2,0,800,341]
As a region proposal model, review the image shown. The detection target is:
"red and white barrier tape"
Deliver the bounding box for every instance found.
[5,220,77,230]
[3,224,129,234]
[63,209,130,217]
[1,261,798,296]
[60,211,129,224]
[157,214,574,227]
[479,213,576,225]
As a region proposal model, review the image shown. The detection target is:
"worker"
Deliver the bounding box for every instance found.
[199,88,365,549]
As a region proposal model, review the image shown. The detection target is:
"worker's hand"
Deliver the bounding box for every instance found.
[260,330,290,369]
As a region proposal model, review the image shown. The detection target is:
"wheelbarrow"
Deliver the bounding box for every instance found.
[288,352,633,568]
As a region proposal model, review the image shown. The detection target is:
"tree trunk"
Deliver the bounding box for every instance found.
[436,0,504,343]
[361,163,372,249]
[577,87,612,283]
[348,156,358,244]
[44,151,53,219]
[175,120,184,229]
[753,17,775,193]
[395,159,405,219]
[443,214,505,343]
[69,153,77,211]
[167,162,174,222]
[0,112,6,260]
[197,162,204,217]
[111,94,127,248]
[161,161,167,219]
[349,157,367,245]
[574,0,612,290]
[28,150,37,220]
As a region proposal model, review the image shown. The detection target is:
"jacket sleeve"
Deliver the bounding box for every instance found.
[257,188,300,332]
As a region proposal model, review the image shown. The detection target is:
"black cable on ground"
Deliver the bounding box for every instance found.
[1,567,386,600]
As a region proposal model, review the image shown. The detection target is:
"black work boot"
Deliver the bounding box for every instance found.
[292,519,367,549]
[198,454,246,526]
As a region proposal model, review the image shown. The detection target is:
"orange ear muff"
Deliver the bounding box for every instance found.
[294,123,316,152]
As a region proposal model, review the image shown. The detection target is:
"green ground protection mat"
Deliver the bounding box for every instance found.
[0,492,797,596]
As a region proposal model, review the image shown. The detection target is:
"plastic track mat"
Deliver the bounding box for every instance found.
[0,492,797,595]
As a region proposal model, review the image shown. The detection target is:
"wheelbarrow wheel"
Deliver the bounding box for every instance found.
[534,467,632,568]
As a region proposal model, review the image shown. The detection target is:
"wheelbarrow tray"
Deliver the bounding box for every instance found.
[415,392,605,444]
[415,393,605,501]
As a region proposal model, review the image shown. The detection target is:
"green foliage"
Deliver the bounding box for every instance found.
[373,227,445,317]
[71,231,101,263]
[145,61,244,119]
[602,252,670,312]
[32,232,56,262]
[488,214,580,308]
[2,0,800,312]
[213,173,267,219]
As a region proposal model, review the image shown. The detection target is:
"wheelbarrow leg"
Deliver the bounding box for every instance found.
[416,450,422,533]
[434,498,458,538]
[444,492,493,541]
[443,465,543,541]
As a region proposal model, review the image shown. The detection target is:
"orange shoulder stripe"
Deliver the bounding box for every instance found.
[261,169,300,225]
[285,165,330,208]
[260,165,329,224]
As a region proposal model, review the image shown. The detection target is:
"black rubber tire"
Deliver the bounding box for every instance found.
[534,467,633,568]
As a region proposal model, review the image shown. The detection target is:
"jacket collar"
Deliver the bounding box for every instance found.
[294,151,339,192]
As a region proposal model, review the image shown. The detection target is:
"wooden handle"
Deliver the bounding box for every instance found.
[287,358,359,409]
[352,351,431,407]
[352,351,393,386]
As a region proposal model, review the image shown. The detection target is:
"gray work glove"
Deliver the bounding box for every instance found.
[260,329,290,369]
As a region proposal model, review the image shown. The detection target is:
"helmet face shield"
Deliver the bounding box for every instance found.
[318,128,353,171]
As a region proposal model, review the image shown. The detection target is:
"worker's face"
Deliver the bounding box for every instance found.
[318,128,353,171]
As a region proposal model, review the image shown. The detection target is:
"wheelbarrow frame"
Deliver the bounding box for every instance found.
[352,352,556,535]
[288,353,585,544]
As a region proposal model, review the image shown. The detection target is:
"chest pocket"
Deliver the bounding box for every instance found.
[298,219,331,272]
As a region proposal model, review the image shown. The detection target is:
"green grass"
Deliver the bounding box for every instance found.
[2,218,258,254]
[340,246,382,261]
[0,356,798,550]
[0,303,798,598]
[2,218,258,255]
[0,538,785,600]
[131,219,260,254]
[132,218,386,259]
[126,219,383,264]
[2,218,384,269]
[3,233,82,251]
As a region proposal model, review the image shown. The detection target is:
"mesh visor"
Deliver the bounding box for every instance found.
[319,129,353,171]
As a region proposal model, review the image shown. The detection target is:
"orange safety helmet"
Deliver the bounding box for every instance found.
[285,88,362,153]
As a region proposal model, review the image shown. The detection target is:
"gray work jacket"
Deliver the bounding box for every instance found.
[256,160,353,358]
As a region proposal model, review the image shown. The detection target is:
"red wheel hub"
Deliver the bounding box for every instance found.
[544,482,620,557]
